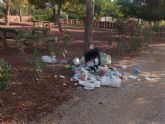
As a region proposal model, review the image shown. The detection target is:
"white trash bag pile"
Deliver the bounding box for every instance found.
[70,56,123,90]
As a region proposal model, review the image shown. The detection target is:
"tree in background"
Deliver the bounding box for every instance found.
[2,0,12,25]
[94,0,102,20]
[1,0,29,25]
[28,0,94,50]
[28,0,72,32]
[117,0,165,22]
[93,0,122,20]
[0,2,5,15]
[11,0,28,21]
[84,0,94,50]
[62,1,85,20]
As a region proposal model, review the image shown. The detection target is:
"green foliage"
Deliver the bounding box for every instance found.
[131,38,143,50]
[116,36,143,52]
[62,1,85,20]
[93,0,122,20]
[0,59,10,92]
[45,32,70,61]
[59,32,71,45]
[115,19,127,34]
[115,19,139,35]
[14,27,50,53]
[14,29,27,52]
[28,0,73,9]
[115,18,143,53]
[47,39,68,58]
[117,0,165,21]
[32,14,52,21]
[26,60,45,81]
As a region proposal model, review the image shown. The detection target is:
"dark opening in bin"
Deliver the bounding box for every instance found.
[84,48,101,68]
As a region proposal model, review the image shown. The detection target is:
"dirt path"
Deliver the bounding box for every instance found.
[30,44,165,124]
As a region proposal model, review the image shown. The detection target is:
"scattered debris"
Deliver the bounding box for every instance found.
[69,49,123,90]
[100,52,112,66]
[59,75,65,79]
[119,65,127,69]
[128,75,137,80]
[41,55,56,63]
[66,49,156,90]
[99,76,121,88]
[145,77,154,81]
[12,93,16,95]
[79,80,95,90]
[73,57,81,66]
[132,68,141,75]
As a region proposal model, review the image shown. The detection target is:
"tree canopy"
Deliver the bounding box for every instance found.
[117,0,165,21]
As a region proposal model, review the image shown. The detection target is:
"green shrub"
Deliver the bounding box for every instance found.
[0,59,10,92]
[115,19,127,35]
[31,15,52,21]
[131,38,143,50]
[26,60,45,81]
[14,27,50,53]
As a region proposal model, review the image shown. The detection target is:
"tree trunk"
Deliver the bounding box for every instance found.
[84,0,94,51]
[53,3,63,33]
[19,7,22,22]
[5,3,10,26]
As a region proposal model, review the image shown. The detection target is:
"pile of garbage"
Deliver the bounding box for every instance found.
[70,65,123,90]
[67,48,124,90]
[41,48,154,91]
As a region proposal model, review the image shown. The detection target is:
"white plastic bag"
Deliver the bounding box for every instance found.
[128,75,137,80]
[79,80,95,90]
[41,56,56,63]
[89,76,100,88]
[73,57,80,65]
[99,76,121,88]
[93,80,100,88]
[100,52,112,66]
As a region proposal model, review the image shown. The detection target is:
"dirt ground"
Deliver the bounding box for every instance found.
[0,24,131,123]
[0,22,165,124]
[31,43,165,124]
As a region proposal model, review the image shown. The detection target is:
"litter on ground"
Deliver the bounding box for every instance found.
[42,49,151,91]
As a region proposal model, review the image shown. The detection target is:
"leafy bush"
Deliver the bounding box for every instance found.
[59,32,71,45]
[115,19,127,35]
[114,18,143,53]
[115,19,139,35]
[14,27,50,53]
[31,15,52,21]
[26,60,45,81]
[131,38,143,50]
[68,14,85,20]
[0,59,10,92]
